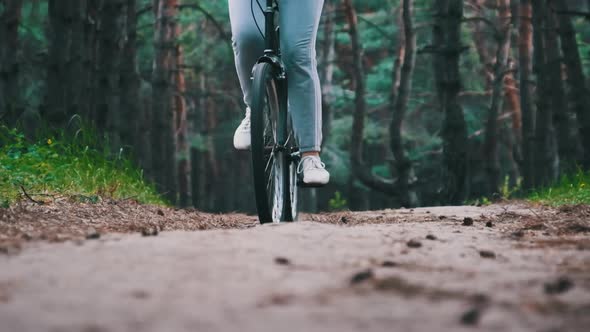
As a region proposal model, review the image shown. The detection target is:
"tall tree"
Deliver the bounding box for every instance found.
[95,0,126,148]
[390,0,418,207]
[544,3,576,173]
[42,0,87,130]
[0,0,23,126]
[531,0,558,186]
[175,38,191,207]
[467,0,494,88]
[432,0,469,203]
[519,0,535,189]
[343,0,397,196]
[554,0,590,169]
[120,0,141,152]
[483,0,512,195]
[152,0,179,204]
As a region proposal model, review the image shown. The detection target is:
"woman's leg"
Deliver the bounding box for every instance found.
[228,0,265,108]
[279,0,325,153]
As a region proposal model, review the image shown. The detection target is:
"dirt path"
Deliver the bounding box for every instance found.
[1,203,589,332]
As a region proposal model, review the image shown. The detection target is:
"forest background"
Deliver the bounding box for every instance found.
[1,0,589,213]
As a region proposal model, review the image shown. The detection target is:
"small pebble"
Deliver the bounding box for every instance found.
[407,239,422,248]
[381,261,398,268]
[350,269,374,285]
[141,227,159,237]
[462,217,474,226]
[544,277,574,294]
[274,257,291,266]
[85,228,100,240]
[486,221,493,227]
[157,209,165,216]
[21,233,33,241]
[426,234,437,240]
[479,250,496,259]
[460,308,481,325]
[512,230,525,238]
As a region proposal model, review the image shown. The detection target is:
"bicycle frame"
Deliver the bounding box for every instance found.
[258,0,286,80]
[263,0,278,54]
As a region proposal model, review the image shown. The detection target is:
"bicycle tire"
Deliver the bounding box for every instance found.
[250,62,291,223]
[284,115,299,222]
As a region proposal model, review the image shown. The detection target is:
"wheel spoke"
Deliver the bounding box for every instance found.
[266,158,275,192]
[265,152,274,174]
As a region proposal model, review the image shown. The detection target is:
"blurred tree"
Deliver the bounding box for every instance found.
[390,0,418,206]
[152,0,179,204]
[554,0,590,169]
[432,0,468,204]
[0,0,23,126]
[519,0,535,190]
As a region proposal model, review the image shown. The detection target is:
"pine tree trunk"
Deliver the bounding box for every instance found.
[84,0,99,126]
[467,0,494,88]
[43,0,87,129]
[519,0,535,189]
[531,0,558,187]
[152,0,178,204]
[390,0,418,207]
[0,0,23,126]
[175,43,191,208]
[120,0,141,153]
[95,0,126,149]
[555,0,590,169]
[433,0,469,203]
[483,0,512,195]
[504,63,521,157]
[544,4,576,174]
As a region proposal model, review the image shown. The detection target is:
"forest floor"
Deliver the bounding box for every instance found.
[1,200,589,332]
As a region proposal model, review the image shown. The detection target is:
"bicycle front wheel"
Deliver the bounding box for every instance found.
[250,62,290,223]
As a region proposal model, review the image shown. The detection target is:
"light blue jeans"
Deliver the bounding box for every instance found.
[228,0,324,152]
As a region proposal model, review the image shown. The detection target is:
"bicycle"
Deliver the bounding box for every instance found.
[249,0,299,224]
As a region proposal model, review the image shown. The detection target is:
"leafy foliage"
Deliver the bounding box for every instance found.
[529,170,590,206]
[0,127,165,207]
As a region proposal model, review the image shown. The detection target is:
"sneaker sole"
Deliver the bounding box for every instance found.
[297,180,328,188]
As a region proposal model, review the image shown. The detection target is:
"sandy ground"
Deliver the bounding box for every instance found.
[1,203,589,332]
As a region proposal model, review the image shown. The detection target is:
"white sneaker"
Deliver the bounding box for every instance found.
[297,155,330,186]
[233,108,251,150]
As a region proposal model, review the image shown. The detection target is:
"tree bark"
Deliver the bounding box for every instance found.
[531,0,558,186]
[433,0,469,204]
[343,0,397,196]
[544,3,576,174]
[519,0,536,189]
[120,0,141,153]
[175,41,191,208]
[554,0,590,169]
[467,0,494,88]
[95,0,126,149]
[390,0,418,207]
[43,0,87,130]
[0,0,23,126]
[152,0,178,204]
[483,0,512,195]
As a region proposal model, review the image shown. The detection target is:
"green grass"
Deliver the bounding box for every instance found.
[0,127,165,207]
[529,170,590,206]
